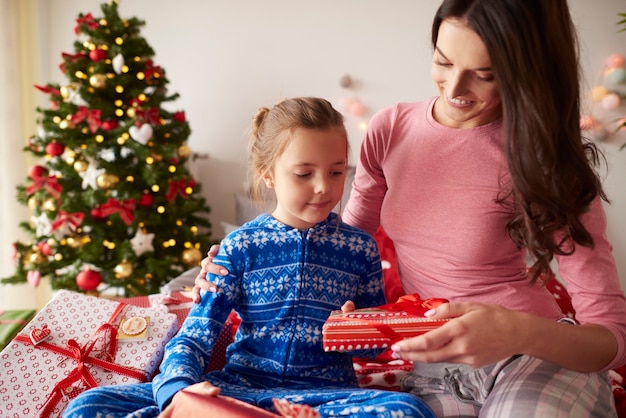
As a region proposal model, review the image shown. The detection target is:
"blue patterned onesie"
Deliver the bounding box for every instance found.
[63,213,434,418]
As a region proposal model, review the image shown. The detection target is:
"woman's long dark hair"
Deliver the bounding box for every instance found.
[432,0,608,283]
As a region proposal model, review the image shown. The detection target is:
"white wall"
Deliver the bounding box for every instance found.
[34,0,626,289]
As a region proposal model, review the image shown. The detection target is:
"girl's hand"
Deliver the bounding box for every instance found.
[390,302,527,368]
[191,245,229,303]
[341,300,356,312]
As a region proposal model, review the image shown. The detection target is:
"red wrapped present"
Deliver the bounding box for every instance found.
[0,309,36,351]
[167,391,320,418]
[322,294,449,352]
[0,290,178,418]
[168,392,280,418]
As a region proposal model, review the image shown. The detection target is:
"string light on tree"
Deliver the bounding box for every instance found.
[2,1,212,296]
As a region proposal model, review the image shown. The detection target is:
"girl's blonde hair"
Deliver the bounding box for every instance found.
[247,97,348,202]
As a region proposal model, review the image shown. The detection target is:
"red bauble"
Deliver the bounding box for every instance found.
[37,241,52,256]
[138,192,153,207]
[29,165,47,179]
[76,269,102,291]
[101,119,119,131]
[45,141,65,157]
[89,49,108,62]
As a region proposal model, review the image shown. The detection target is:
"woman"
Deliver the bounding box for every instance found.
[197,0,626,416]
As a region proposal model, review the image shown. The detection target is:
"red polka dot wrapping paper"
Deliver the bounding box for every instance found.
[0,290,178,418]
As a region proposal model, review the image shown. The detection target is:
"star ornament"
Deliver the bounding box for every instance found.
[130,229,155,256]
[79,161,106,190]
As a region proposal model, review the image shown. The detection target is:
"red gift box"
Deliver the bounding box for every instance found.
[167,391,320,418]
[168,392,280,418]
[0,290,178,418]
[322,294,449,352]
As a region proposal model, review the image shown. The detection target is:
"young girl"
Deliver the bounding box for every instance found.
[62,97,435,418]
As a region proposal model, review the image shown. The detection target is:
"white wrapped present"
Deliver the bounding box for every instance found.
[0,290,178,418]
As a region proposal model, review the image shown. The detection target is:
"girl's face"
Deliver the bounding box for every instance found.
[265,128,347,230]
[431,18,502,129]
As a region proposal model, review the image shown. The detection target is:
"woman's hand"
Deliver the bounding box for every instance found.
[158,382,221,418]
[390,302,527,368]
[191,245,229,303]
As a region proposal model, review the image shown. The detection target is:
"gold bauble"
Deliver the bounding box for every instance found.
[29,252,45,264]
[114,260,133,279]
[42,198,57,212]
[126,107,136,118]
[60,84,75,100]
[73,160,89,172]
[66,235,81,248]
[28,196,40,210]
[59,120,75,130]
[177,144,191,159]
[89,73,107,88]
[181,248,202,267]
[96,173,120,189]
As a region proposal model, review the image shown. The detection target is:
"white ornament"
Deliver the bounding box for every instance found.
[112,53,125,74]
[33,213,52,237]
[129,124,153,145]
[98,149,116,162]
[68,89,88,107]
[130,229,155,256]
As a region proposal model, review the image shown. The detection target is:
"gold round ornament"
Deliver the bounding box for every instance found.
[177,144,191,159]
[59,120,75,130]
[29,252,45,264]
[66,235,81,249]
[60,84,76,100]
[28,196,40,210]
[114,260,133,279]
[181,248,202,267]
[96,173,120,189]
[89,73,107,88]
[42,198,57,212]
[74,160,89,172]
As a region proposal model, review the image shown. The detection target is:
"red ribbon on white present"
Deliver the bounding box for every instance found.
[150,293,193,310]
[14,302,150,418]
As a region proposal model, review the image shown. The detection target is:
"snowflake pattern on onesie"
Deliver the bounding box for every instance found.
[152,212,387,395]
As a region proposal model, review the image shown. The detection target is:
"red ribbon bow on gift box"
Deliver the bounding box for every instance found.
[15,303,149,418]
[355,293,449,346]
[379,293,449,317]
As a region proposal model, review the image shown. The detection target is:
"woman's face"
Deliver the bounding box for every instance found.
[431,18,502,129]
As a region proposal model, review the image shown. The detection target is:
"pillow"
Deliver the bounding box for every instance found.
[234,193,273,225]
[221,221,241,236]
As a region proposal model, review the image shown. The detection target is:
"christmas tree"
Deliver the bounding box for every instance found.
[2,1,211,296]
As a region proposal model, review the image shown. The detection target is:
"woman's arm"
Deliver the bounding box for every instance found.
[390,301,617,372]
